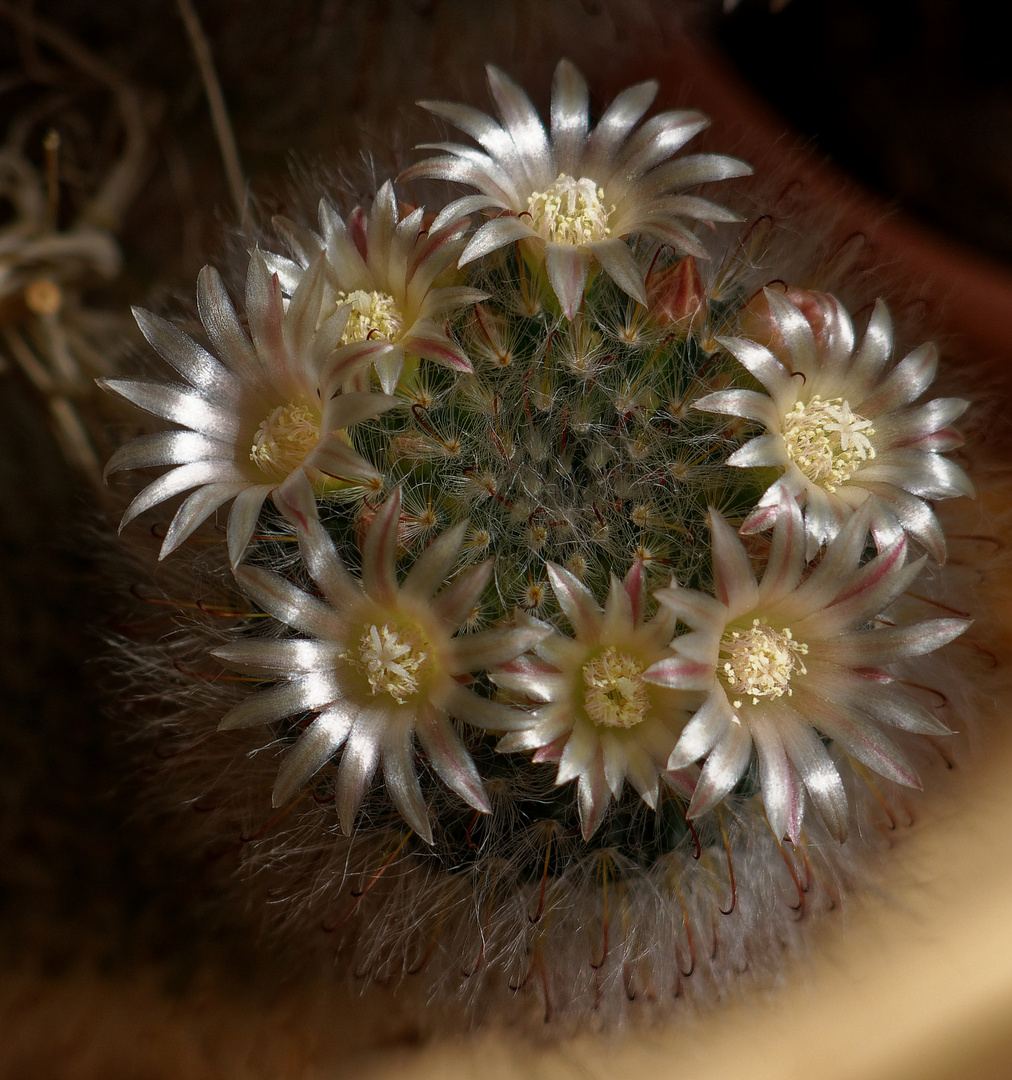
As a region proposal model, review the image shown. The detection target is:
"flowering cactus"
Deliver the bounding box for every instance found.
[102,60,975,1024]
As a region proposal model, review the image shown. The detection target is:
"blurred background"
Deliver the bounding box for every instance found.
[2,2,1011,1077]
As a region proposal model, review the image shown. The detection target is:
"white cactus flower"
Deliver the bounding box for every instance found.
[644,495,968,843]
[262,180,482,394]
[101,250,398,567]
[213,489,549,843]
[695,289,974,559]
[401,59,751,319]
[492,560,700,841]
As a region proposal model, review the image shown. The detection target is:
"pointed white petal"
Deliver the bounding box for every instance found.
[212,638,340,676]
[226,484,271,568]
[160,481,251,558]
[545,242,591,320]
[486,64,553,186]
[361,489,401,605]
[667,689,733,770]
[100,379,239,437]
[708,509,759,615]
[416,706,490,815]
[119,461,245,530]
[777,712,849,843]
[686,715,753,819]
[585,80,658,169]
[196,265,259,375]
[381,725,432,843]
[546,561,601,638]
[762,288,816,373]
[217,674,342,731]
[550,59,589,173]
[717,336,795,407]
[273,705,356,807]
[336,711,384,835]
[103,430,233,478]
[750,711,803,843]
[577,749,612,841]
[586,238,646,305]
[132,307,237,401]
[431,560,493,628]
[694,388,781,428]
[459,216,538,265]
[402,520,468,600]
[234,564,342,639]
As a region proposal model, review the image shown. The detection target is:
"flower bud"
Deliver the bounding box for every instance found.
[738,283,836,363]
[646,255,706,337]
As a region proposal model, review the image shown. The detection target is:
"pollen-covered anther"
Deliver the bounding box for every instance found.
[527,174,613,245]
[338,288,405,344]
[582,646,650,729]
[355,622,429,704]
[782,395,875,492]
[249,402,320,475]
[720,619,809,706]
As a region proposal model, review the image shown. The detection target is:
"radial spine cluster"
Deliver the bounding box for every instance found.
[102,59,976,1023]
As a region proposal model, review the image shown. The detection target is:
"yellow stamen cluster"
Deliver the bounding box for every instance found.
[782,395,876,492]
[720,619,809,708]
[582,646,650,729]
[249,401,320,476]
[527,174,613,246]
[355,622,429,704]
[338,289,405,344]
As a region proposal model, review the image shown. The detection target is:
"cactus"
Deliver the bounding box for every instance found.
[99,59,977,1026]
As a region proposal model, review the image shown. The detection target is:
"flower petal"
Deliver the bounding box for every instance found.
[336,710,385,834]
[750,710,803,843]
[546,561,601,638]
[777,713,849,843]
[459,215,539,266]
[550,58,589,174]
[273,704,357,807]
[119,460,246,531]
[132,307,237,401]
[667,688,733,770]
[361,489,401,605]
[577,749,612,841]
[100,379,239,437]
[694,388,781,428]
[717,336,795,407]
[486,64,553,186]
[545,242,591,320]
[686,711,753,819]
[234,564,343,639]
[212,638,340,676]
[708,509,759,615]
[585,79,658,169]
[196,265,260,375]
[416,705,490,815]
[226,484,271,568]
[762,288,816,373]
[216,674,342,731]
[381,724,433,843]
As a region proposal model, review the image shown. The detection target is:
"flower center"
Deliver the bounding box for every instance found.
[249,401,320,477]
[527,174,613,246]
[582,646,650,729]
[782,395,876,492]
[338,289,404,344]
[356,622,429,704]
[720,619,809,707]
